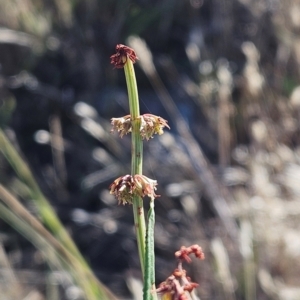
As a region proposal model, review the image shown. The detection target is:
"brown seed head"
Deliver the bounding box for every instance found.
[110,44,138,68]
[109,174,159,205]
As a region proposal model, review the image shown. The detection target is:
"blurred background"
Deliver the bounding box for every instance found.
[1,0,300,299]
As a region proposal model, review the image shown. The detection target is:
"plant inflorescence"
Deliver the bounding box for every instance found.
[109,44,205,300]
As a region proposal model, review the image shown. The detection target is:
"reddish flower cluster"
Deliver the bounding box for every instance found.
[175,245,205,263]
[110,44,138,68]
[156,274,198,300]
[109,174,159,205]
[157,245,205,300]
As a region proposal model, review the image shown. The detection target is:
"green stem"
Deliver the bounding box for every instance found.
[124,59,146,275]
[143,198,157,300]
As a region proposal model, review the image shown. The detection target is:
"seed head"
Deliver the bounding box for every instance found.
[140,114,170,140]
[111,115,132,137]
[110,44,138,68]
[109,174,159,205]
[111,114,170,140]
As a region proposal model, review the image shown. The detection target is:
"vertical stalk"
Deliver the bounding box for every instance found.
[123,59,146,275]
[143,198,157,300]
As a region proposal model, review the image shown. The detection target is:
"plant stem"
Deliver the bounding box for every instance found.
[124,59,146,275]
[143,198,157,300]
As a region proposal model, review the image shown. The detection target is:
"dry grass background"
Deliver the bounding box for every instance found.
[0,0,300,299]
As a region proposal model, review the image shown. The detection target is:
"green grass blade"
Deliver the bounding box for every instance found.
[143,198,157,300]
[0,184,118,300]
[0,130,118,300]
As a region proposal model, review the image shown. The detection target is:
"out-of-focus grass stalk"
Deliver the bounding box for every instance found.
[0,129,118,300]
[0,129,82,259]
[0,201,100,300]
[0,242,22,299]
[123,59,147,275]
[211,238,236,300]
[0,184,117,300]
[240,220,256,300]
